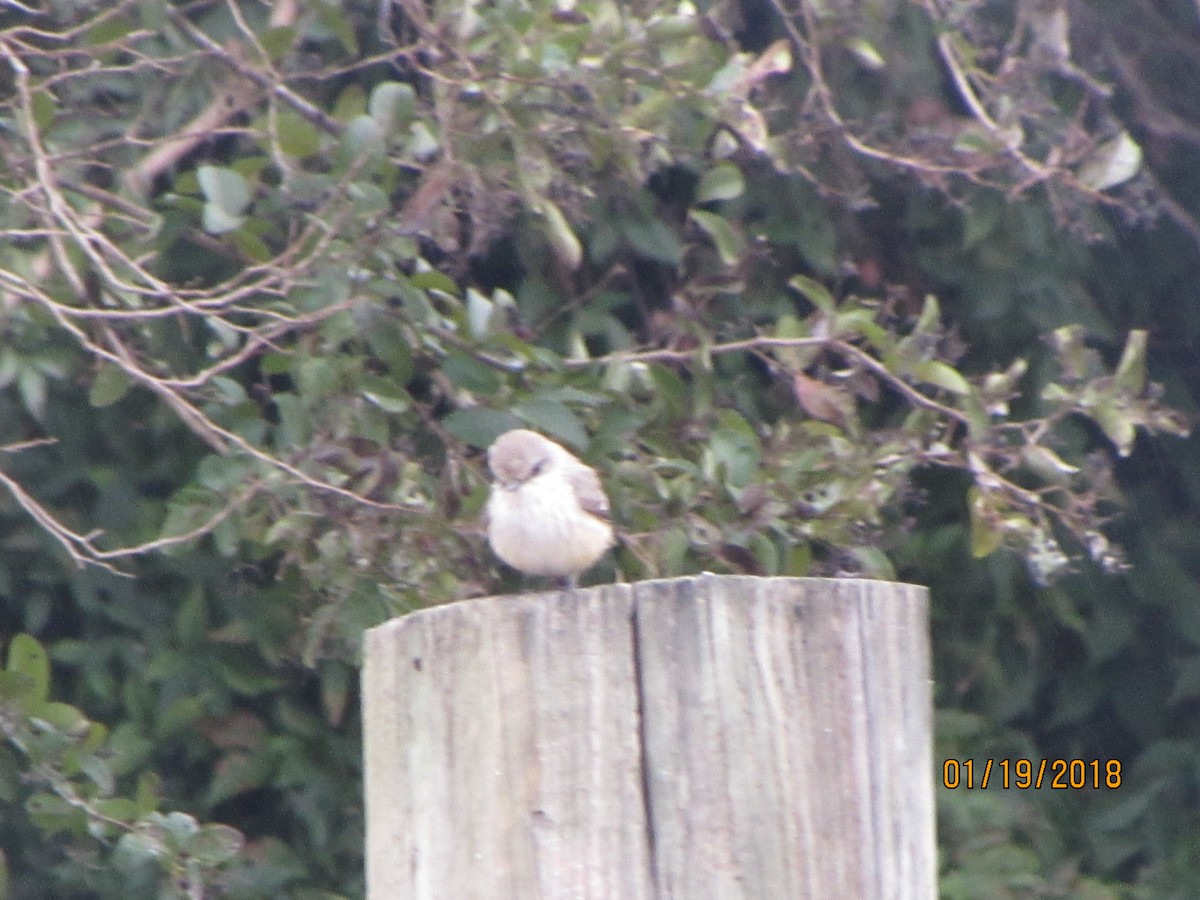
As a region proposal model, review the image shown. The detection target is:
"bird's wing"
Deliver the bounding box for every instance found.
[566,463,611,520]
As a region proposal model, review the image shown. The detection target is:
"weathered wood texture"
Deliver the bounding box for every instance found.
[363,575,934,900]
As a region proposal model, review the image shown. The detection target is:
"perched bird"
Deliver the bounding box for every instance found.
[485,429,614,587]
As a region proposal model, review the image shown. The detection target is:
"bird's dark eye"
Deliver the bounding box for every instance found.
[531,460,546,476]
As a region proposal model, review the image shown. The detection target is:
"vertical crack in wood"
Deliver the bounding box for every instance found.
[856,582,886,897]
[630,591,661,896]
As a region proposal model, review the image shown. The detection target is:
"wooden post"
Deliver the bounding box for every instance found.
[362,575,935,899]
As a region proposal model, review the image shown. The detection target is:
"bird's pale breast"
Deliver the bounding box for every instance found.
[486,472,612,577]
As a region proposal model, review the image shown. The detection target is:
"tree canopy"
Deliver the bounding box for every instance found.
[2,0,1200,896]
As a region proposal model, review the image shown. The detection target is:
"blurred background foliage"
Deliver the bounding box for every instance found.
[0,0,1199,896]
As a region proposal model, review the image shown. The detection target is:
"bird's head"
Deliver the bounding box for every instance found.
[487,429,557,489]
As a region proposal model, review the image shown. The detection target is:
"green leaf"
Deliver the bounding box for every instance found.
[750,532,779,575]
[31,90,54,132]
[314,0,358,55]
[29,700,90,737]
[620,218,683,264]
[190,823,246,865]
[332,83,366,122]
[259,25,297,61]
[18,368,46,420]
[537,200,583,271]
[161,811,201,845]
[409,270,460,294]
[466,287,497,338]
[659,526,691,577]
[6,634,49,703]
[626,90,676,131]
[649,364,689,419]
[694,161,745,203]
[342,114,386,162]
[834,308,891,349]
[913,294,941,336]
[788,274,836,314]
[295,356,340,398]
[589,218,620,264]
[772,312,816,370]
[87,14,137,45]
[156,695,210,738]
[80,753,115,795]
[230,228,272,262]
[135,772,161,816]
[843,36,885,70]
[441,350,501,394]
[115,829,164,868]
[214,650,282,696]
[174,586,207,644]
[212,374,249,406]
[847,546,895,579]
[912,360,971,395]
[1021,445,1080,485]
[202,203,244,234]
[405,120,439,160]
[197,166,251,217]
[195,455,252,492]
[361,379,411,414]
[320,661,351,726]
[1077,131,1142,191]
[26,792,84,835]
[368,82,416,136]
[1113,329,1147,394]
[276,106,321,159]
[364,318,414,382]
[441,407,522,448]
[954,121,1022,153]
[689,209,745,265]
[89,364,132,407]
[205,752,274,805]
[1090,400,1137,457]
[1085,779,1163,830]
[783,542,813,576]
[968,487,1003,558]
[1147,405,1191,439]
[92,797,138,824]
[512,398,588,448]
[347,181,390,219]
[961,194,1003,249]
[708,410,761,488]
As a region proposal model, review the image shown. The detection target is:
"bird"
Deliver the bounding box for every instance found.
[485,429,614,588]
